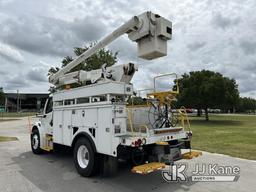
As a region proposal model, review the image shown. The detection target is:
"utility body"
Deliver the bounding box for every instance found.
[31,11,198,177]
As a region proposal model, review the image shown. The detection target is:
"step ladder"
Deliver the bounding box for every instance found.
[178,106,191,132]
[42,134,53,151]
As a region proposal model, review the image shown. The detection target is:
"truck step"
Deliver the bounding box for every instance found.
[42,147,53,151]
[46,134,53,141]
[182,151,202,159]
[43,134,53,152]
[131,162,166,174]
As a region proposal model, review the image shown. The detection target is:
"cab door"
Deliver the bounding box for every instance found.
[41,97,53,134]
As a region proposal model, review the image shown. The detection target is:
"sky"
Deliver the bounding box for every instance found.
[0,0,255,98]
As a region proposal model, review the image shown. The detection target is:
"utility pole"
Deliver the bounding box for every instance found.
[4,97,7,112]
[17,90,19,112]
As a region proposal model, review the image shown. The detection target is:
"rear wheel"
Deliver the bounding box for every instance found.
[31,129,43,154]
[101,155,118,177]
[73,138,98,177]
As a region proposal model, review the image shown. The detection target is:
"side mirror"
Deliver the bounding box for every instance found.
[36,113,46,118]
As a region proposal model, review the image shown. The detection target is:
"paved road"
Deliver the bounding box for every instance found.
[0,117,255,192]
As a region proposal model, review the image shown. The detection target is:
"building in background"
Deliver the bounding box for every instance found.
[4,93,49,112]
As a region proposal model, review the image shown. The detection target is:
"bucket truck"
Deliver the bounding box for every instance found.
[31,11,201,177]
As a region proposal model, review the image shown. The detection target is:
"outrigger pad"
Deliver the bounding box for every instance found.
[131,162,166,174]
[182,151,202,159]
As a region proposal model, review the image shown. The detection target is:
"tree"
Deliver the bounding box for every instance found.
[47,43,118,93]
[127,96,147,106]
[48,43,118,77]
[237,97,256,113]
[0,87,5,106]
[48,43,118,93]
[177,70,239,121]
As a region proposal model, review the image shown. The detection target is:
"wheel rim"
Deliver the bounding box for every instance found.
[77,145,89,169]
[32,134,39,150]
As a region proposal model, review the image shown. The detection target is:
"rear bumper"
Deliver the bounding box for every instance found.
[119,129,188,147]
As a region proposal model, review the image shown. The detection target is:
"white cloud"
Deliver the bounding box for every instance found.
[0,0,255,98]
[0,42,24,63]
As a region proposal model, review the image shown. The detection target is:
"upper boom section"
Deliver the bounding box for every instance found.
[49,11,172,85]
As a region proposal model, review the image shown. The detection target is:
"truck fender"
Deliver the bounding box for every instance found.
[71,132,97,152]
[31,122,44,149]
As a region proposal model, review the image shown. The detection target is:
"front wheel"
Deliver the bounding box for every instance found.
[73,138,98,177]
[31,129,43,154]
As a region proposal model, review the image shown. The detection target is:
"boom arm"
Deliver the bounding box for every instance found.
[49,11,172,85]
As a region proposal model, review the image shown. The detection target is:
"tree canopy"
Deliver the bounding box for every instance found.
[127,96,147,106]
[237,97,256,113]
[48,43,118,91]
[0,87,5,106]
[177,70,239,121]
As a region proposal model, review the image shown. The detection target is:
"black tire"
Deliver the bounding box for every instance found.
[101,155,118,177]
[53,143,72,155]
[73,138,98,177]
[31,129,43,154]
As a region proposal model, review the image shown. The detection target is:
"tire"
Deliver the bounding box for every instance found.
[73,138,98,177]
[101,155,118,177]
[53,143,72,155]
[31,129,43,154]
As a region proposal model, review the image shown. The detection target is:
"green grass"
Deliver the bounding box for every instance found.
[0,136,18,142]
[0,112,36,118]
[189,114,256,160]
